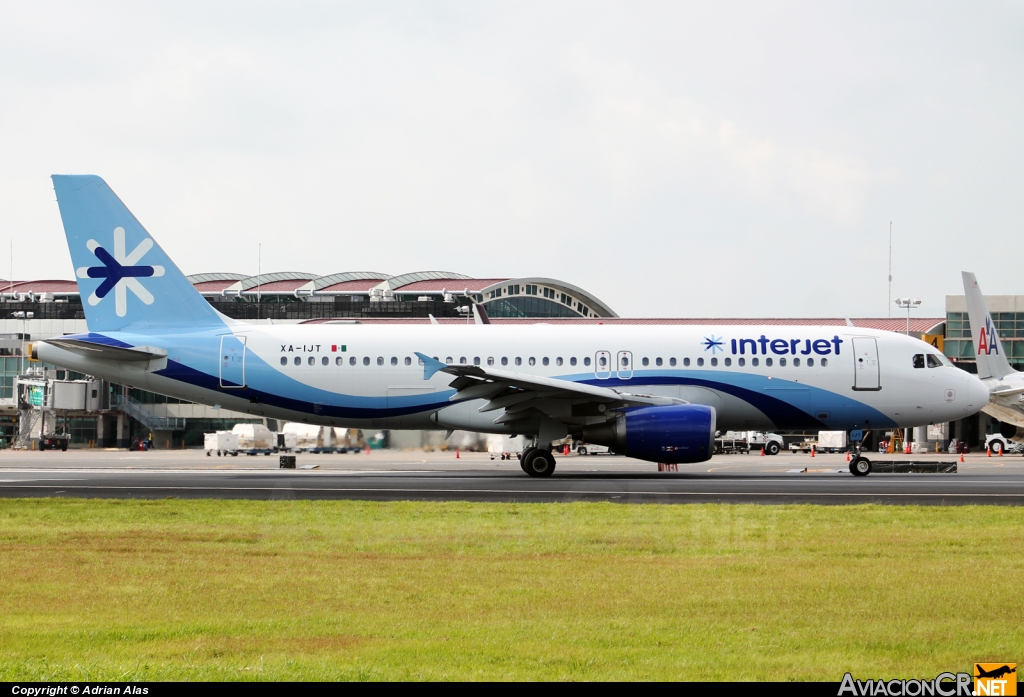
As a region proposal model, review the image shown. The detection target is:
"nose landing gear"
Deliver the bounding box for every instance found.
[850,456,872,476]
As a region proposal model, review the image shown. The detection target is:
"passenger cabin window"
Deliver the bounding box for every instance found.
[474,357,481,366]
[599,356,607,367]
[738,357,745,367]
[680,358,687,367]
[927,354,943,368]
[779,357,787,366]
[793,357,800,367]
[584,357,591,366]
[377,357,384,366]
[515,357,522,366]
[710,357,718,366]
[724,357,732,366]
[821,358,828,367]
[569,357,576,366]
[642,357,649,366]
[696,357,704,367]
[405,357,412,366]
[913,354,925,369]
[391,357,398,366]
[280,357,287,366]
[501,357,508,366]
[350,357,356,366]
[766,357,773,367]
[487,357,494,366]
[529,357,536,366]
[337,357,344,366]
[363,357,370,366]
[752,357,759,367]
[322,356,329,366]
[807,358,814,367]
[671,358,677,367]
[460,357,467,364]
[308,356,316,366]
[542,357,549,366]
[446,357,453,364]
[294,357,301,366]
[656,357,663,367]
[556,357,563,366]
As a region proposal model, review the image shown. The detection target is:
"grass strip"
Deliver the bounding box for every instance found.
[0,498,1021,680]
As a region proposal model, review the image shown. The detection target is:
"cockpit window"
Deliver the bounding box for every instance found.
[912,354,925,369]
[927,354,944,368]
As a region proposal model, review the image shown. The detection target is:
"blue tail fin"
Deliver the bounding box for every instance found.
[52,175,226,332]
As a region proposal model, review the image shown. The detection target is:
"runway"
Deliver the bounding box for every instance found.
[2,449,1023,504]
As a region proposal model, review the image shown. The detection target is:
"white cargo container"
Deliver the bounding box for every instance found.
[817,431,848,452]
[205,431,239,456]
[231,423,275,450]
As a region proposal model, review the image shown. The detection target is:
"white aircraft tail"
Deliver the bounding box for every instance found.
[962,271,1014,379]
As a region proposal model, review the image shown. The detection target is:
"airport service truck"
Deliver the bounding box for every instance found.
[715,431,784,455]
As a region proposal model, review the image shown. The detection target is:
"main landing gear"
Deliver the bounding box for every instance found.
[850,456,872,477]
[519,447,557,477]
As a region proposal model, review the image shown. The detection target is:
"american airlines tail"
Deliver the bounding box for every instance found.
[51,174,227,332]
[961,272,1024,432]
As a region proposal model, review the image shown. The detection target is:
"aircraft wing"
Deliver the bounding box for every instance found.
[415,352,682,425]
[39,338,168,362]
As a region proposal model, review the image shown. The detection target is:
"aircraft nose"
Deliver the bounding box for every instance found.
[966,374,991,408]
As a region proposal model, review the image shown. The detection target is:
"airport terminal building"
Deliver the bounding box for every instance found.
[0,271,1020,450]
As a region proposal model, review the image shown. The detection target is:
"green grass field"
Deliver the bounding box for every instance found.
[0,498,1021,681]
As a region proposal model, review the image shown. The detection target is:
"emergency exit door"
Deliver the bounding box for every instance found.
[220,335,247,388]
[852,337,880,391]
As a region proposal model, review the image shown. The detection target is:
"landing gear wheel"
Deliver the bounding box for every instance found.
[519,447,536,473]
[522,449,556,477]
[850,456,871,477]
[765,441,780,456]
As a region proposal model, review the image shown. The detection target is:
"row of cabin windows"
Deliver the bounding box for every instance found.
[279,354,830,368]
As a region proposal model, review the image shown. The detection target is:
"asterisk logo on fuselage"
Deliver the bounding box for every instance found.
[75,226,165,317]
[703,335,724,354]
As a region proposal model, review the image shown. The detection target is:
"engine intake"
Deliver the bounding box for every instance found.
[581,404,716,464]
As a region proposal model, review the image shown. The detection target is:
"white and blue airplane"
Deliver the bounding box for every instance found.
[36,175,989,476]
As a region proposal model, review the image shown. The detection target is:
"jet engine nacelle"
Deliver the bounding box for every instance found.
[999,421,1024,444]
[581,404,716,464]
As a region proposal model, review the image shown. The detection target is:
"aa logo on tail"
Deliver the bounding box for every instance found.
[978,316,1000,356]
[75,226,165,317]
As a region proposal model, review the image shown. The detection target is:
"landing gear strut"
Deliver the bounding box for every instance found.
[521,449,556,477]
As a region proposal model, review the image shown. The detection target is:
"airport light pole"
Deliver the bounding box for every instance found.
[895,297,921,336]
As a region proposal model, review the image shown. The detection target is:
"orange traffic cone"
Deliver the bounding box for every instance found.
[845,451,850,462]
[563,444,569,455]
[810,446,815,458]
[987,447,991,457]
[364,445,370,455]
[760,447,765,456]
[456,448,460,459]
[960,451,964,463]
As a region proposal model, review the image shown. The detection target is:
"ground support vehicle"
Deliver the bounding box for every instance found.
[572,440,611,456]
[38,433,69,451]
[729,431,783,455]
[205,431,239,456]
[714,436,750,454]
[985,433,1024,455]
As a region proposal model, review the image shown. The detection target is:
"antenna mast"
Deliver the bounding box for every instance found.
[887,222,892,318]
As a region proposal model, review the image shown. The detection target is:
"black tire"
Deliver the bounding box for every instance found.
[577,446,588,456]
[850,456,871,477]
[523,449,556,478]
[765,441,781,456]
[991,440,1003,455]
[519,447,536,473]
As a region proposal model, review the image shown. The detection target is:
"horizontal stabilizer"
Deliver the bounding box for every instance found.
[40,338,167,362]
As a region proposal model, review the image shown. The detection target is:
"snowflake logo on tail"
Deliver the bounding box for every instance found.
[702,335,724,354]
[75,226,165,317]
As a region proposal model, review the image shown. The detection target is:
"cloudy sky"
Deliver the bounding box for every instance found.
[1,2,1021,317]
